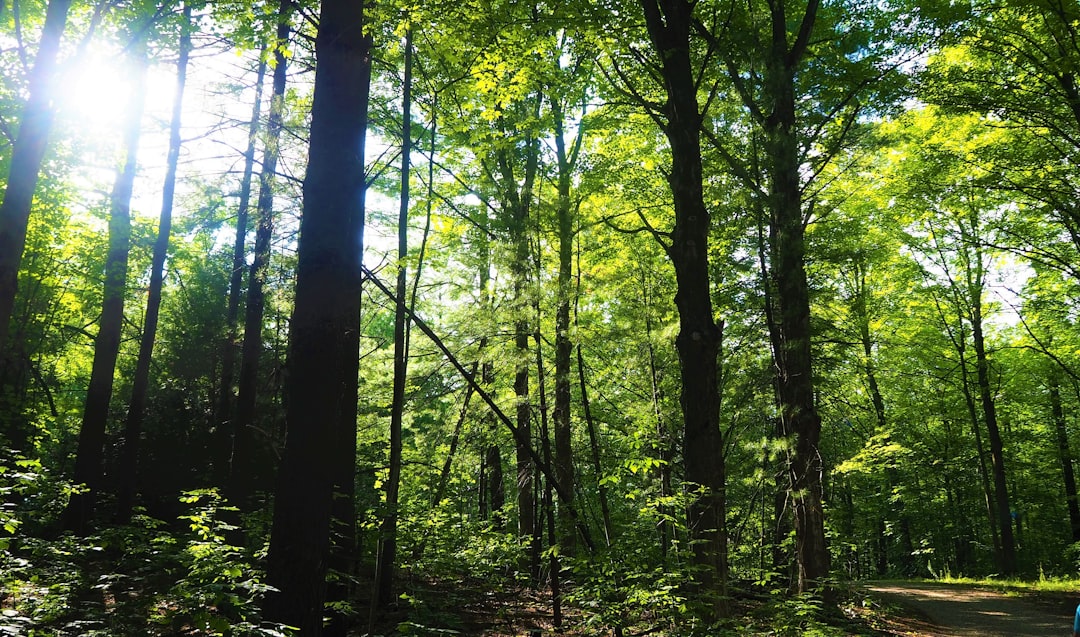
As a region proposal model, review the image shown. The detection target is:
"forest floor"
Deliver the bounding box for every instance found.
[374,578,1080,636]
[863,581,1077,636]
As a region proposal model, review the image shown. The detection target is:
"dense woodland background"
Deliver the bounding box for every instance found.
[3,0,1080,634]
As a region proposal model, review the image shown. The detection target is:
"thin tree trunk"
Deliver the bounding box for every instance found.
[374,26,413,613]
[639,0,727,606]
[116,4,191,523]
[851,261,914,574]
[213,51,267,482]
[363,267,596,552]
[970,271,1016,574]
[577,346,613,546]
[1050,369,1080,542]
[534,325,562,627]
[642,268,673,561]
[63,41,147,534]
[230,0,291,509]
[262,0,369,633]
[551,97,577,556]
[495,109,540,575]
[0,0,72,364]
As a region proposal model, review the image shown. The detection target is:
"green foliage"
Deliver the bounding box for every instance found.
[0,477,290,636]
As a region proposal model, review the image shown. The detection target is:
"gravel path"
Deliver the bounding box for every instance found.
[867,581,1075,637]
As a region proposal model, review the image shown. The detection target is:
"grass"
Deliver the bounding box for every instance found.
[933,574,1080,594]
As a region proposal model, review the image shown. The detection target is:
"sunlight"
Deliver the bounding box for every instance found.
[56,52,135,131]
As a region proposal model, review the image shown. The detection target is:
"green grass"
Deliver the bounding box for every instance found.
[933,574,1080,594]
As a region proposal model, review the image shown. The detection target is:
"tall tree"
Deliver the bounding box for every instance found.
[0,0,72,366]
[0,0,73,446]
[116,2,192,523]
[261,0,370,633]
[213,51,267,480]
[637,0,728,602]
[229,0,292,509]
[63,39,148,533]
[374,25,413,613]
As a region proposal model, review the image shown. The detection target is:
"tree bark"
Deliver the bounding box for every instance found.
[761,0,829,594]
[551,96,576,556]
[63,41,147,534]
[968,252,1016,575]
[1049,369,1080,542]
[495,110,540,574]
[0,0,72,366]
[230,0,291,510]
[639,0,727,604]
[262,0,369,632]
[116,3,191,523]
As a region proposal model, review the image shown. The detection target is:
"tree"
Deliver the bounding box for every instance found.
[63,37,149,534]
[116,2,192,523]
[636,0,728,602]
[261,0,370,633]
[0,0,73,446]
[230,0,292,509]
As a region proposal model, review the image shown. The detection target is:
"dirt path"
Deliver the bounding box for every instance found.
[866,581,1076,637]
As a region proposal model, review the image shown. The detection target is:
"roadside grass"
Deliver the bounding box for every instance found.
[933,574,1080,595]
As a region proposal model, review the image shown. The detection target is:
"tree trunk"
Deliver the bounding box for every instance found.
[63,42,147,534]
[230,0,291,510]
[495,111,540,574]
[551,97,576,556]
[762,0,829,593]
[639,0,727,604]
[0,0,72,365]
[1050,369,1080,542]
[262,0,369,632]
[116,4,191,523]
[969,271,1016,575]
[374,27,413,612]
[212,52,267,482]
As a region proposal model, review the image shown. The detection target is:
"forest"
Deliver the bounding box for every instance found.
[2,0,1080,634]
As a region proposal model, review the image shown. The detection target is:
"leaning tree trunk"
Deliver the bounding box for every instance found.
[261,0,369,633]
[0,0,72,364]
[230,0,292,510]
[639,0,728,606]
[116,4,191,523]
[62,42,147,534]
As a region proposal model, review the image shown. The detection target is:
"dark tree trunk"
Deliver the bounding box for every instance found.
[230,0,291,510]
[0,0,72,366]
[324,26,371,637]
[262,0,369,632]
[116,4,191,523]
[212,52,267,482]
[1050,370,1080,542]
[374,27,412,612]
[970,276,1016,575]
[495,112,540,574]
[761,0,829,594]
[639,0,727,603]
[63,42,147,534]
[551,97,576,556]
